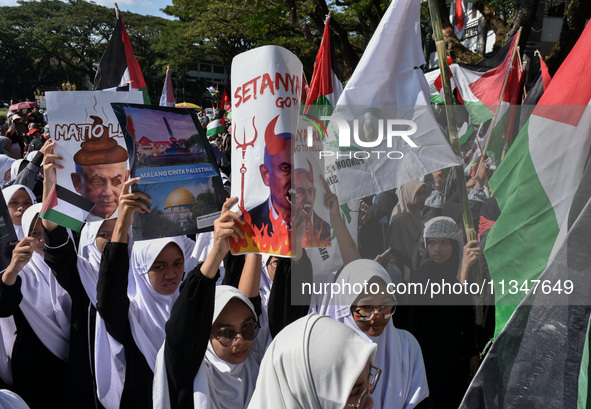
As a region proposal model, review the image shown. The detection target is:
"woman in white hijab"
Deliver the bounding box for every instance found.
[96,177,187,408]
[153,196,273,409]
[0,204,71,408]
[0,156,15,188]
[248,314,380,409]
[2,185,35,240]
[40,140,115,407]
[331,259,429,409]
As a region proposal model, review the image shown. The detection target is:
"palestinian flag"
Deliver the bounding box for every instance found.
[303,15,343,117]
[425,56,456,104]
[461,152,591,408]
[485,21,591,336]
[451,0,466,39]
[451,32,521,124]
[207,86,220,106]
[40,185,95,232]
[518,52,553,130]
[159,65,175,107]
[93,8,150,104]
[451,32,524,162]
[206,119,225,136]
[220,89,231,120]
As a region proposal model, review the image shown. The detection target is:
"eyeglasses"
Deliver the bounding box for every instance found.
[352,305,396,322]
[210,322,260,347]
[346,364,382,408]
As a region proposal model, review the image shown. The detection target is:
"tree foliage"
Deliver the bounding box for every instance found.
[0,0,588,102]
[0,0,171,101]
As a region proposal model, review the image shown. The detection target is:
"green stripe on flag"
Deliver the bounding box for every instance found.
[40,208,85,231]
[485,120,560,336]
[464,101,494,124]
[578,316,591,409]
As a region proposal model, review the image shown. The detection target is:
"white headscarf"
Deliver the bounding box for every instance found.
[332,259,429,409]
[0,156,15,188]
[9,160,23,181]
[128,237,185,371]
[190,231,225,283]
[258,255,274,328]
[17,204,71,361]
[0,389,30,409]
[78,220,126,409]
[2,185,36,240]
[247,314,377,409]
[153,285,271,409]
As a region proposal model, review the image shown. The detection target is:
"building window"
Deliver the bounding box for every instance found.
[200,63,212,72]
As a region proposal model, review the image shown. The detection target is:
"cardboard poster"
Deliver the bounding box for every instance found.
[230,46,302,256]
[45,90,144,222]
[111,104,225,241]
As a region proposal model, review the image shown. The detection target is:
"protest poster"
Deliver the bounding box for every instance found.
[45,90,144,222]
[294,116,331,248]
[229,45,302,256]
[111,103,225,240]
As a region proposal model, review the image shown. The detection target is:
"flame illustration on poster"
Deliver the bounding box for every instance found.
[230,46,302,256]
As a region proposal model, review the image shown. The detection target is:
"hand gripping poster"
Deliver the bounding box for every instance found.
[111,104,225,241]
[230,46,302,256]
[45,91,144,222]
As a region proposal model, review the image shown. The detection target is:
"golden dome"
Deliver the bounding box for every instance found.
[164,187,195,209]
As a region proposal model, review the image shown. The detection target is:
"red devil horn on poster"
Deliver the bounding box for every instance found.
[305,159,314,183]
[265,115,287,155]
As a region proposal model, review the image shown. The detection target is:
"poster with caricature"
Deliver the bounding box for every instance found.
[294,116,331,248]
[230,46,302,256]
[45,91,144,222]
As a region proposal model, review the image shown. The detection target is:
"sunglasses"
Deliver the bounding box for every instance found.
[210,322,260,347]
[352,305,396,322]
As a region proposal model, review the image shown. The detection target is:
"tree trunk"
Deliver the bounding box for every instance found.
[545,0,591,75]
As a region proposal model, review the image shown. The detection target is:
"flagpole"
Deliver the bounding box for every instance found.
[477,28,522,173]
[114,3,120,18]
[428,0,478,250]
[428,0,483,290]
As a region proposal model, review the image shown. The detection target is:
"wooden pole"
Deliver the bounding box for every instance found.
[427,0,481,285]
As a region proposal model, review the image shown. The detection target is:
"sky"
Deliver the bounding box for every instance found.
[0,0,175,19]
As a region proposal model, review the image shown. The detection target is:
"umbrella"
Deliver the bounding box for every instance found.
[175,102,200,110]
[9,101,39,111]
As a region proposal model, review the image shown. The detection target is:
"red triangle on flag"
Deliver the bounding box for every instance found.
[534,21,591,126]
[40,184,59,215]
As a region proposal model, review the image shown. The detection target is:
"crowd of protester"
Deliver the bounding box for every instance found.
[0,101,500,409]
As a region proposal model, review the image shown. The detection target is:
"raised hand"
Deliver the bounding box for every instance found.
[201,197,245,279]
[3,237,36,285]
[111,177,152,243]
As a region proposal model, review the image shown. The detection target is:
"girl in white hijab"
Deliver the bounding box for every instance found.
[94,176,188,408]
[247,314,379,409]
[0,156,15,188]
[331,259,429,409]
[153,196,273,409]
[0,204,71,407]
[2,185,35,240]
